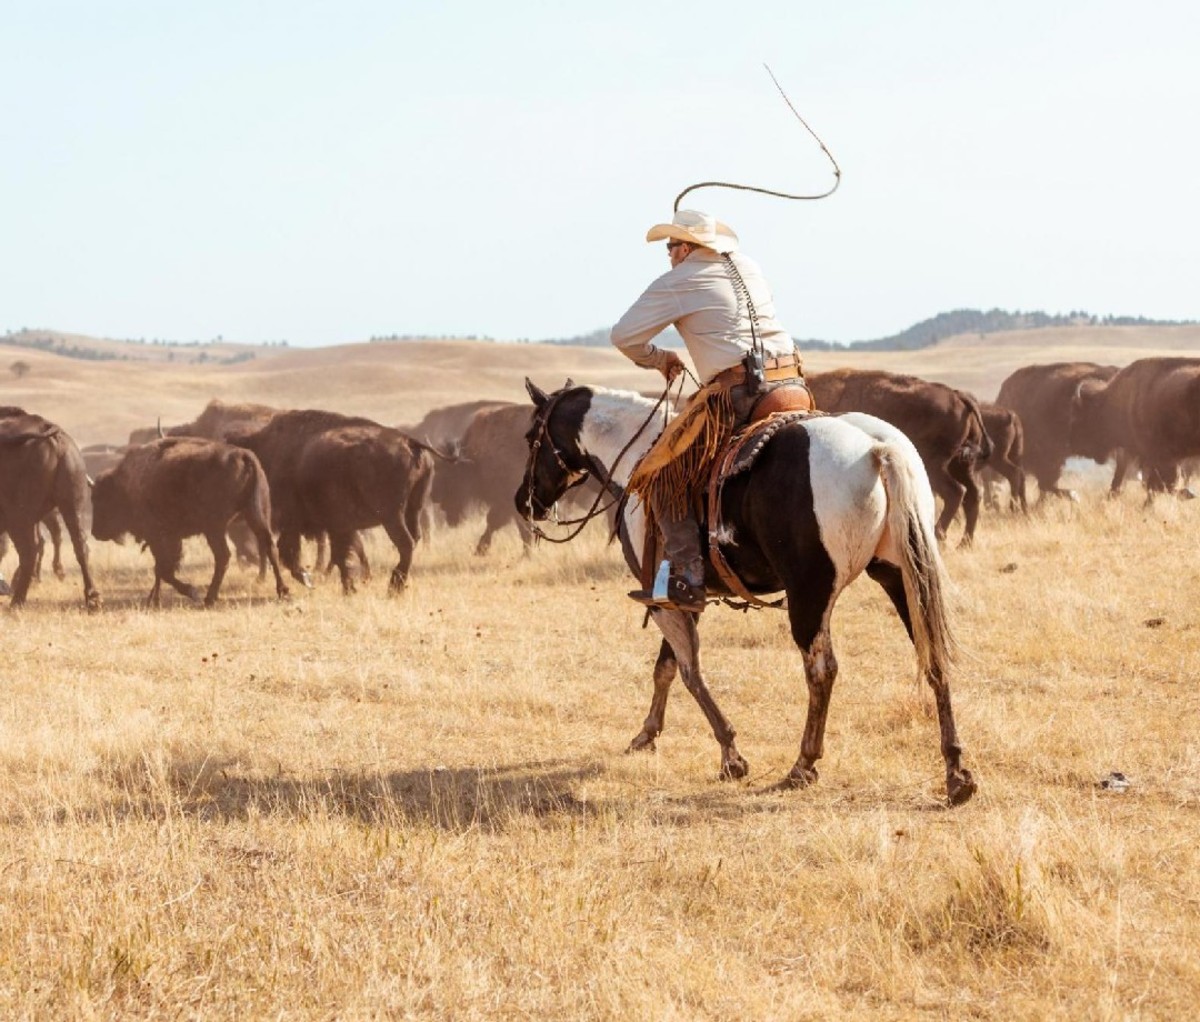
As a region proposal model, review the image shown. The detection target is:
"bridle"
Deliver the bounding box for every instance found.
[521,383,677,544]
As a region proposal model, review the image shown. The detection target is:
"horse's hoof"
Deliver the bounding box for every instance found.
[947,769,977,806]
[626,732,657,754]
[784,765,819,789]
[719,752,750,781]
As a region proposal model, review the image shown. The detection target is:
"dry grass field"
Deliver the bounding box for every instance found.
[3,331,1200,1019]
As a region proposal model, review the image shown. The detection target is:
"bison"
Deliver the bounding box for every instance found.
[0,407,100,609]
[978,402,1028,513]
[431,403,538,554]
[230,409,436,593]
[1069,357,1200,497]
[806,370,992,545]
[403,399,513,448]
[91,437,289,607]
[994,362,1121,500]
[159,399,369,578]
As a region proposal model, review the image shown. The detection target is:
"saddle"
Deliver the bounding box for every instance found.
[705,401,823,607]
[636,380,819,609]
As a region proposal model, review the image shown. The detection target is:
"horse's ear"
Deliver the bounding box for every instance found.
[564,377,575,390]
[525,377,548,408]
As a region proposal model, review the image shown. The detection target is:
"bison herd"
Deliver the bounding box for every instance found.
[2,356,1197,610]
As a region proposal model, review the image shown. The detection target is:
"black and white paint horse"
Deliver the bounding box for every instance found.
[516,380,977,806]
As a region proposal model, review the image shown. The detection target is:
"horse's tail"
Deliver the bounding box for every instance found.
[875,443,958,676]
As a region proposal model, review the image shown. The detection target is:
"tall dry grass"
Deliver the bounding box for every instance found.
[2,472,1199,1019]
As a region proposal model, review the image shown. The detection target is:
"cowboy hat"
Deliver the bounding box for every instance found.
[645,209,739,254]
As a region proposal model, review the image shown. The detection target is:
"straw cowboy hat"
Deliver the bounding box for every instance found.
[645,209,739,254]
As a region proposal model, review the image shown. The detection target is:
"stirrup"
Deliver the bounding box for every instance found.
[628,565,706,612]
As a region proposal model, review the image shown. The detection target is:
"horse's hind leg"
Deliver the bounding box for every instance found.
[627,638,677,754]
[867,559,976,806]
[652,608,748,780]
[784,592,839,787]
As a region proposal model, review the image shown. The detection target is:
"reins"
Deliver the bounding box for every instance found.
[524,377,685,544]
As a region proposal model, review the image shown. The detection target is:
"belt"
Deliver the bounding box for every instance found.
[709,352,805,389]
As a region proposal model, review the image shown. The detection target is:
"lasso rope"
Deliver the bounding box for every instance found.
[673,64,841,212]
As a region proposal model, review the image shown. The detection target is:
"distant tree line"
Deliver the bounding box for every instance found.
[369,333,496,343]
[1,329,268,364]
[538,309,1197,353]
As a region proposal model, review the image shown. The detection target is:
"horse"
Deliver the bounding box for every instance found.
[515,380,977,806]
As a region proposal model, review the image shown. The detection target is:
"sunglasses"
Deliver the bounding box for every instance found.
[667,240,687,252]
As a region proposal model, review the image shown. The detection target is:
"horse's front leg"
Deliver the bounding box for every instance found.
[627,638,677,753]
[651,608,748,780]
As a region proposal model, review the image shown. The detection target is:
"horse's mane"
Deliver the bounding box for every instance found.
[580,386,670,442]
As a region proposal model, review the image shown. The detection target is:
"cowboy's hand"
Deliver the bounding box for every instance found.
[659,351,686,382]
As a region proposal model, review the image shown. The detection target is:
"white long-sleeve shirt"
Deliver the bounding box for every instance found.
[610,248,794,384]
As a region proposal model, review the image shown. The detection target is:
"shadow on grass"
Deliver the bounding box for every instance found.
[64,746,824,833]
[83,753,609,832]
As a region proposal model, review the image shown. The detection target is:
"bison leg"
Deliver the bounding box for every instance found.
[57,503,101,612]
[627,638,678,753]
[31,525,46,584]
[381,515,416,594]
[651,607,747,780]
[246,517,289,600]
[328,531,357,595]
[351,531,371,583]
[43,513,66,580]
[947,457,981,547]
[151,537,202,604]
[278,529,312,588]
[202,528,232,607]
[928,466,965,542]
[473,507,506,556]
[6,524,40,608]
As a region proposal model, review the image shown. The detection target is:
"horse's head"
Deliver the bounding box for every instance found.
[515,377,593,521]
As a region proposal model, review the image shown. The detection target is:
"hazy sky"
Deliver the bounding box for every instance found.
[4,2,1197,347]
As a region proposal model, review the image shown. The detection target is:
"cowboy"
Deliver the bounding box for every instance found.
[612,209,805,612]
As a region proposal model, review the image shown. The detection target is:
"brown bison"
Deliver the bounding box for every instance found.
[165,398,279,440]
[230,410,435,593]
[806,370,992,545]
[404,399,513,447]
[1069,357,1200,496]
[995,362,1121,499]
[161,399,369,577]
[92,437,289,607]
[431,403,537,554]
[0,407,100,609]
[978,402,1028,513]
